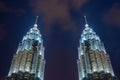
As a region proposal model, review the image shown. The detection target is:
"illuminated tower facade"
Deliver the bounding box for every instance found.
[6,17,45,80]
[77,16,117,80]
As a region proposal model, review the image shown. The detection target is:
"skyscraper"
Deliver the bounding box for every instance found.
[6,17,45,80]
[77,16,117,80]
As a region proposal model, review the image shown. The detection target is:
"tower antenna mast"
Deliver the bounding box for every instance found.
[84,16,89,28]
[34,16,38,28]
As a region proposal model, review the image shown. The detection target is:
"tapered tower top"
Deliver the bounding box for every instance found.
[34,16,39,28]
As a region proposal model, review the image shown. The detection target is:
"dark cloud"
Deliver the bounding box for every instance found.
[28,0,87,34]
[103,3,120,27]
[0,24,7,41]
[0,2,26,16]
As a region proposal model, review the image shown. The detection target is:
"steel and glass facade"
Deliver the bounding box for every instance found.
[7,17,45,80]
[77,17,116,80]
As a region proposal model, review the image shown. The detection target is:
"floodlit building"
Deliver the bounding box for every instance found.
[6,16,45,80]
[77,16,117,80]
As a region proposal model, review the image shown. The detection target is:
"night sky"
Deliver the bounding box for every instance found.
[0,0,120,80]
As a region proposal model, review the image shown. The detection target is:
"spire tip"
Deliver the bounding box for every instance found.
[34,16,39,28]
[84,16,89,28]
[35,16,38,24]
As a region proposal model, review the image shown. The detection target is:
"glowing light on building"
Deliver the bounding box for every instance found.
[7,16,45,80]
[77,16,117,80]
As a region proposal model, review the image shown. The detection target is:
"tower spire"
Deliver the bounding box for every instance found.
[84,16,89,28]
[34,16,38,28]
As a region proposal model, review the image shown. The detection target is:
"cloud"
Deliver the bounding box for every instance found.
[28,0,87,34]
[0,24,7,41]
[0,2,26,15]
[103,3,120,27]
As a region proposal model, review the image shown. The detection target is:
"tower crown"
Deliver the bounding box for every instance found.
[82,16,99,41]
[19,16,42,51]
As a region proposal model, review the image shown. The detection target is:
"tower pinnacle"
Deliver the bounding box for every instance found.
[34,16,38,28]
[84,16,89,28]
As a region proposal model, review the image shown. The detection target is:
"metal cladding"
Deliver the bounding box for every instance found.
[7,17,45,80]
[77,17,116,80]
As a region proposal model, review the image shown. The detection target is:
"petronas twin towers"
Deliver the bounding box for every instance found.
[7,16,45,80]
[77,16,116,80]
[6,16,117,80]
